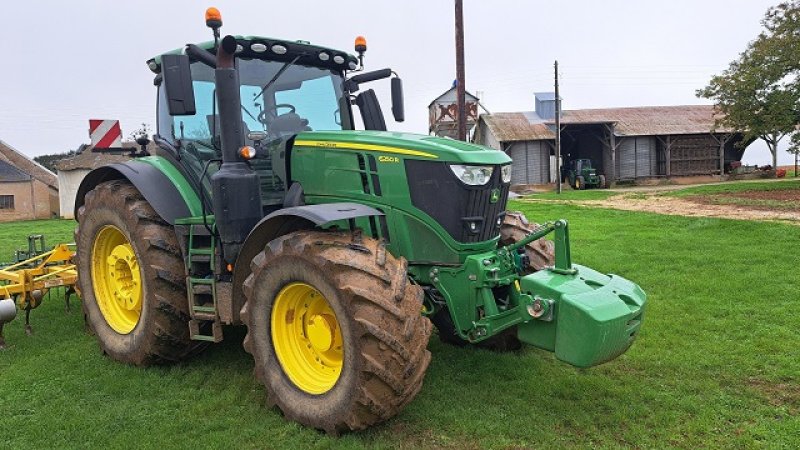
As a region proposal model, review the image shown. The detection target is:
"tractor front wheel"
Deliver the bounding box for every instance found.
[75,180,203,365]
[499,211,555,273]
[241,231,432,433]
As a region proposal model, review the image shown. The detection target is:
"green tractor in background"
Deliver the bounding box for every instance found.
[72,8,645,433]
[564,158,607,189]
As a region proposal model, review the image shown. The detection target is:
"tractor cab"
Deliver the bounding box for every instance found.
[149,32,405,212]
[574,158,593,172]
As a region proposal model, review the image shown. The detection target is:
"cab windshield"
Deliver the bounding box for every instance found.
[169,58,349,146]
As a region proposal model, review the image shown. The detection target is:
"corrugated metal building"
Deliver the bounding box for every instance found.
[473,94,748,186]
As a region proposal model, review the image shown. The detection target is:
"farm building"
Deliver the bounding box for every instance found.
[55,141,156,219]
[0,139,59,222]
[473,93,749,186]
[429,85,486,139]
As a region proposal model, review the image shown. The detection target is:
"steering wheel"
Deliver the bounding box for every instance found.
[258,103,297,125]
[275,103,296,114]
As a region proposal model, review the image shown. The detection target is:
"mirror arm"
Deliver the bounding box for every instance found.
[186,44,218,68]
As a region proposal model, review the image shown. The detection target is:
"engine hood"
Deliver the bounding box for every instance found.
[294,130,511,165]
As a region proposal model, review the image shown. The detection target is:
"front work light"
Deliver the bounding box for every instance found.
[501,164,512,183]
[449,165,494,186]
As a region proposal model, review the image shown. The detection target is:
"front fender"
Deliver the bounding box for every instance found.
[229,203,383,324]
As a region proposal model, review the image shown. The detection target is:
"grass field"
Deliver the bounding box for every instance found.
[663,178,800,198]
[522,189,617,201]
[1,205,798,449]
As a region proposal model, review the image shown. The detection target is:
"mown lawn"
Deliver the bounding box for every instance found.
[1,206,798,449]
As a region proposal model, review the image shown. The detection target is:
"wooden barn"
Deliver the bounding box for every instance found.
[473,93,749,186]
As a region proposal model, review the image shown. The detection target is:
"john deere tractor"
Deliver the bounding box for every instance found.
[565,158,607,189]
[73,9,645,433]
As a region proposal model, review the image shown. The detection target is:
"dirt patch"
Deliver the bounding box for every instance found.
[714,189,800,203]
[685,190,800,214]
[526,193,800,223]
[590,195,799,222]
[746,378,800,415]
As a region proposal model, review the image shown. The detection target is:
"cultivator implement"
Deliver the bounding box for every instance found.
[0,236,79,348]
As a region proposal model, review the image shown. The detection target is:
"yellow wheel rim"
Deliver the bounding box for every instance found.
[271,282,343,394]
[91,225,143,334]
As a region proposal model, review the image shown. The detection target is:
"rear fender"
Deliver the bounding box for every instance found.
[74,159,201,225]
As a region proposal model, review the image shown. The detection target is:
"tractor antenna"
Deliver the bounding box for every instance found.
[205,7,223,50]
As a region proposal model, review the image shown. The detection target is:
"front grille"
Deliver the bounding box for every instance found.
[405,160,509,243]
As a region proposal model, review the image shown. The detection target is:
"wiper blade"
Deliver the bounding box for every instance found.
[254,54,303,102]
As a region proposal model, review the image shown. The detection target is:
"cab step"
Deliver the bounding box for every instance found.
[175,216,224,343]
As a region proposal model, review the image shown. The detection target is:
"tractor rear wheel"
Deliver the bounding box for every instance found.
[75,180,203,365]
[241,231,432,433]
[432,211,556,351]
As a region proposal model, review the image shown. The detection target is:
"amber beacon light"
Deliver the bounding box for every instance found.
[205,7,222,28]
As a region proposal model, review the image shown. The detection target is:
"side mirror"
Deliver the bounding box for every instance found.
[162,54,196,116]
[391,77,405,122]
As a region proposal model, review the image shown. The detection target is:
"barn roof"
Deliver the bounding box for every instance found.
[0,160,32,182]
[479,105,733,143]
[55,141,158,171]
[428,86,481,107]
[480,112,556,141]
[0,139,57,188]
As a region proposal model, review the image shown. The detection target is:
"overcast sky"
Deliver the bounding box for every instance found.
[1,0,794,165]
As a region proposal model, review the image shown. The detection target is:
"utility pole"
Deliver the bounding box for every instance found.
[455,0,467,141]
[554,60,562,193]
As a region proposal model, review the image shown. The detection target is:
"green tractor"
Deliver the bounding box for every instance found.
[564,158,607,189]
[73,9,645,433]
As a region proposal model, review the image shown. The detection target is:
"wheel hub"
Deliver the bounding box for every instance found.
[307,314,335,352]
[106,243,141,311]
[271,282,343,395]
[91,225,143,334]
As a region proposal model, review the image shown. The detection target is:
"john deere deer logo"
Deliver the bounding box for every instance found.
[490,189,500,203]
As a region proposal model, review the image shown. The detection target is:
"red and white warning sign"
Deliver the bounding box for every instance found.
[89,119,123,150]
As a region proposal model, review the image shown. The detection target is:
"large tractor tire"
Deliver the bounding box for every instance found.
[499,211,556,273]
[75,180,203,365]
[241,231,432,433]
[432,211,555,351]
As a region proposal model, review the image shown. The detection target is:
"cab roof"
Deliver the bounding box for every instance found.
[147,36,359,74]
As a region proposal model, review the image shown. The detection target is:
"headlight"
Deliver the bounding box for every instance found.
[449,165,494,185]
[501,164,512,183]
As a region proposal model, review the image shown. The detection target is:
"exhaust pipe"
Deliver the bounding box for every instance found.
[211,35,263,264]
[0,298,16,324]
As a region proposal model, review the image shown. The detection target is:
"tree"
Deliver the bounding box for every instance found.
[698,1,800,169]
[789,132,800,176]
[127,123,151,141]
[34,150,77,173]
